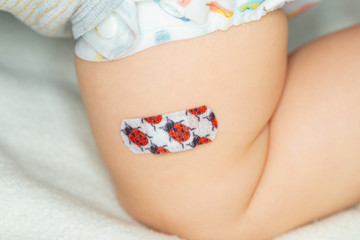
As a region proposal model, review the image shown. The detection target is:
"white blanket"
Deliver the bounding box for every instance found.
[1,1,360,238]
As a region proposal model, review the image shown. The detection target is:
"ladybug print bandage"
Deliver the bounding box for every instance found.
[120,105,218,154]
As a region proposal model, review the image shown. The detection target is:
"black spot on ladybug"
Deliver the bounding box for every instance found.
[173,128,178,132]
[181,137,184,141]
[140,143,143,146]
[131,133,135,137]
[186,131,189,134]
[181,129,184,133]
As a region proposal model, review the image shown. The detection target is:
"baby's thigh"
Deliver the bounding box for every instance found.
[245,24,360,239]
[75,9,287,240]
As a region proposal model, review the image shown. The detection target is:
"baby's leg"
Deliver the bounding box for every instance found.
[245,24,360,239]
[75,9,288,240]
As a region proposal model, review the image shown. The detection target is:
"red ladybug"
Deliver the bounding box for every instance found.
[185,105,208,121]
[160,116,195,148]
[146,143,170,154]
[204,111,218,130]
[141,114,163,131]
[121,122,152,152]
[187,133,212,148]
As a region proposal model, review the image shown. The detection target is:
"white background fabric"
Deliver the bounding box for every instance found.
[0,0,360,239]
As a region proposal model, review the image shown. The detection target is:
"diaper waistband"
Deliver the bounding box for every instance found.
[75,0,319,62]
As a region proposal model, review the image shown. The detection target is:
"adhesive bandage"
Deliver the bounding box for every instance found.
[120,105,218,154]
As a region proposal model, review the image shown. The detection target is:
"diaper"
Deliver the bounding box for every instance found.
[75,0,319,62]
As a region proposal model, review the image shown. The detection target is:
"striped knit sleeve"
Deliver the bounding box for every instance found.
[0,0,119,38]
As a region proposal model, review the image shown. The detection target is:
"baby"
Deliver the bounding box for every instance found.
[2,0,360,239]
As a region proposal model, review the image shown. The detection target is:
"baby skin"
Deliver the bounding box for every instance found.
[75,10,360,240]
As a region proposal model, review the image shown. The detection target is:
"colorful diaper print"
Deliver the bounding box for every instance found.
[239,0,265,12]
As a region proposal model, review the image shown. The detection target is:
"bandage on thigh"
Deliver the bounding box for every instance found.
[120,105,218,154]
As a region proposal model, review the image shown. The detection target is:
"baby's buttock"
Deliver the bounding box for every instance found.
[75,9,288,239]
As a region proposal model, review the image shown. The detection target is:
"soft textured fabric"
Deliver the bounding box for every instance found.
[120,105,217,154]
[75,0,319,61]
[0,0,119,38]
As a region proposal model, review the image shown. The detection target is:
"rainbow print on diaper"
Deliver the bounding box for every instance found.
[239,0,265,12]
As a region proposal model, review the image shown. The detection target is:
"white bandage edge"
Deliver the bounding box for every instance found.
[120,105,218,154]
